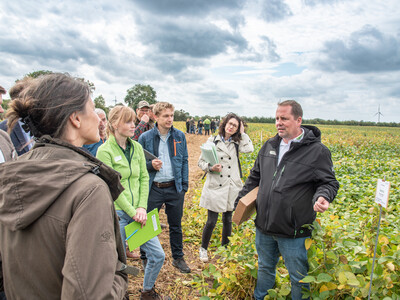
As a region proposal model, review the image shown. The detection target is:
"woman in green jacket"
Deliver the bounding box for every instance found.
[97,106,168,300]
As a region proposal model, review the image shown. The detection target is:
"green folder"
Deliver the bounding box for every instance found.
[124,208,162,251]
[200,143,219,166]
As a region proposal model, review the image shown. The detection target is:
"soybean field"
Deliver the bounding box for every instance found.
[180,123,400,300]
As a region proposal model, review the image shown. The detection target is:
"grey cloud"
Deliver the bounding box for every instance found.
[131,0,244,16]
[260,0,292,22]
[146,54,196,75]
[261,36,281,62]
[196,90,238,105]
[315,25,400,73]
[226,14,246,30]
[174,71,205,83]
[0,27,112,66]
[273,86,313,98]
[239,36,280,63]
[304,0,342,6]
[2,0,126,24]
[389,86,400,97]
[0,57,18,77]
[140,21,248,59]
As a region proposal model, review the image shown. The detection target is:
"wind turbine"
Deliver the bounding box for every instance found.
[374,105,383,123]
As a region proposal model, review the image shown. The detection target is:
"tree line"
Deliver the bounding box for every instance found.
[1,70,399,127]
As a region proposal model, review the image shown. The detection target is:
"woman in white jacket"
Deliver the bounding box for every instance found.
[198,113,254,262]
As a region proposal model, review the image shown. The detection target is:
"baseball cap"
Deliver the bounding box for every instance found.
[138,100,150,109]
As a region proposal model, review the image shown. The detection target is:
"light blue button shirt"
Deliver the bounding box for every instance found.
[154,129,175,183]
[18,120,34,150]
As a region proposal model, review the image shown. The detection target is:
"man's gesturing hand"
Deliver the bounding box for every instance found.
[314,197,330,213]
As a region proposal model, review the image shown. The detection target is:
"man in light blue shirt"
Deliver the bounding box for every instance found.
[138,102,190,274]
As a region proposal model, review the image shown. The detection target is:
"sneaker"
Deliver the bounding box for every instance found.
[140,287,171,300]
[172,257,191,273]
[199,247,208,262]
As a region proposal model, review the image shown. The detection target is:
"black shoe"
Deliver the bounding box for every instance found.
[141,258,147,271]
[172,257,191,273]
[140,287,171,300]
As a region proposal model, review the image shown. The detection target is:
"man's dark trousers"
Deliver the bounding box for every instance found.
[142,184,185,259]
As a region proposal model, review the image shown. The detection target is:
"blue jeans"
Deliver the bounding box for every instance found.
[117,210,165,291]
[254,228,310,300]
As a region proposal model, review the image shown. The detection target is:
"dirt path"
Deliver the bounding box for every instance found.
[127,133,209,299]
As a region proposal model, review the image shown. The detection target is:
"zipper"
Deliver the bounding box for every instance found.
[120,142,135,207]
[128,145,134,206]
[174,139,181,156]
[265,163,279,231]
[265,163,285,232]
[275,165,285,187]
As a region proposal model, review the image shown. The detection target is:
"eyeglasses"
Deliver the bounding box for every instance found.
[227,121,238,129]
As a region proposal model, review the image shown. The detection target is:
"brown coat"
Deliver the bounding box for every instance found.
[0,136,128,300]
[0,130,16,162]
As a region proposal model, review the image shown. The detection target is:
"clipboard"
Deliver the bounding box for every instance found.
[125,208,162,250]
[143,149,157,160]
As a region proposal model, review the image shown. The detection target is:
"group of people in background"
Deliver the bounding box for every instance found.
[0,74,339,300]
[185,117,218,135]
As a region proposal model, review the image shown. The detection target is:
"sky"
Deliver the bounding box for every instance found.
[1,0,399,122]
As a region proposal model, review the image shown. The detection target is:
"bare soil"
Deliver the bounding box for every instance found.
[127,133,209,299]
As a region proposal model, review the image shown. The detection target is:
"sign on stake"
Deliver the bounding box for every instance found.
[368,177,391,300]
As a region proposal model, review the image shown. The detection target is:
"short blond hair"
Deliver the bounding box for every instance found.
[107,105,136,137]
[153,102,174,116]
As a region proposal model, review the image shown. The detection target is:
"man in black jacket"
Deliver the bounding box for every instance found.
[236,100,339,300]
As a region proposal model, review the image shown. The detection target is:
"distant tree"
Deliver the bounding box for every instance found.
[124,84,157,110]
[77,77,96,94]
[174,109,190,121]
[24,70,53,79]
[93,95,109,115]
[1,99,11,111]
[18,70,95,94]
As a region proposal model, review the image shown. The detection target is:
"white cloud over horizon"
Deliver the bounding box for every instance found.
[1,0,399,122]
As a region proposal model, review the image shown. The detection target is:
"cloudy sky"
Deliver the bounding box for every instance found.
[1,0,399,122]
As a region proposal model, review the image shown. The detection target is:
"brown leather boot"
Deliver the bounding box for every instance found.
[140,287,171,300]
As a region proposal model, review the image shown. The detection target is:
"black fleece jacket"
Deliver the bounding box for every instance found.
[236,125,339,238]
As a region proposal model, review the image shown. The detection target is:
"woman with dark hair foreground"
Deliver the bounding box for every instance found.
[0,74,128,299]
[197,113,254,262]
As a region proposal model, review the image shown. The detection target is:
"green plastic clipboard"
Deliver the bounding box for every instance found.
[124,208,162,251]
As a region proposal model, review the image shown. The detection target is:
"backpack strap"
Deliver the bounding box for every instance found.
[234,142,243,178]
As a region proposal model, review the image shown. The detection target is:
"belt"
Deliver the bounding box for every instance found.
[153,180,175,188]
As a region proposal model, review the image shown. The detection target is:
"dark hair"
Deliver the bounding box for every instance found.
[0,86,6,95]
[9,77,34,100]
[6,73,91,138]
[218,113,243,143]
[278,100,303,119]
